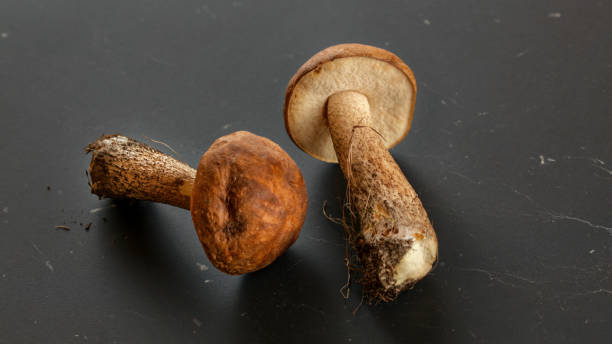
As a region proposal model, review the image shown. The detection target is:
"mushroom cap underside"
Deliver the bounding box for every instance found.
[284,43,417,163]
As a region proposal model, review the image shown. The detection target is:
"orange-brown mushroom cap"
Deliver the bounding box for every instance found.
[190,131,308,275]
[284,43,418,163]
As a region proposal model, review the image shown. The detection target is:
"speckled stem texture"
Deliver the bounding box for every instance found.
[327,91,437,302]
[87,135,196,210]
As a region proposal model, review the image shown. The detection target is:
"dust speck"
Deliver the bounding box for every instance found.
[548,12,561,18]
[192,318,202,327]
[589,249,595,254]
[204,279,212,284]
[441,99,447,105]
[231,1,243,7]
[1,32,8,38]
[196,262,209,271]
[90,204,116,213]
[2,207,7,213]
[493,18,501,24]
[423,19,431,25]
[539,155,555,165]
[45,260,54,272]
[516,50,529,58]
[240,312,248,317]
[222,123,231,130]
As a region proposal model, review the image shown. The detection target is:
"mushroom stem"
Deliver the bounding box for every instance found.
[86,135,196,210]
[327,91,437,301]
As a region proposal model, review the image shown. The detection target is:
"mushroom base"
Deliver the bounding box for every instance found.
[356,236,413,302]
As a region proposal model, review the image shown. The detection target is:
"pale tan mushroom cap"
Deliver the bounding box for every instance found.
[284,44,417,163]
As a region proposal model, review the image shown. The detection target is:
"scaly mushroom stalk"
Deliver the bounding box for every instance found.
[327,91,437,301]
[87,135,195,210]
[86,131,308,275]
[284,43,438,302]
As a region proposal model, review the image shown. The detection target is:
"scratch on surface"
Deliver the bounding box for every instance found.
[565,156,605,165]
[535,310,543,320]
[448,171,482,185]
[565,156,610,176]
[567,289,612,298]
[197,5,217,19]
[593,164,612,176]
[509,187,535,203]
[581,289,612,295]
[503,272,536,284]
[538,261,593,274]
[32,242,44,256]
[125,310,156,321]
[146,55,175,67]
[550,214,612,235]
[459,267,536,289]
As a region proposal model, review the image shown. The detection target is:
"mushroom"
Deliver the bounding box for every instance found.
[284,44,438,301]
[86,131,308,275]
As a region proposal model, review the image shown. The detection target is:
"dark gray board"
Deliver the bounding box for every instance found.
[1,0,610,343]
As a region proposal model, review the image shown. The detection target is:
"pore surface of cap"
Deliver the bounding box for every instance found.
[284,43,417,163]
